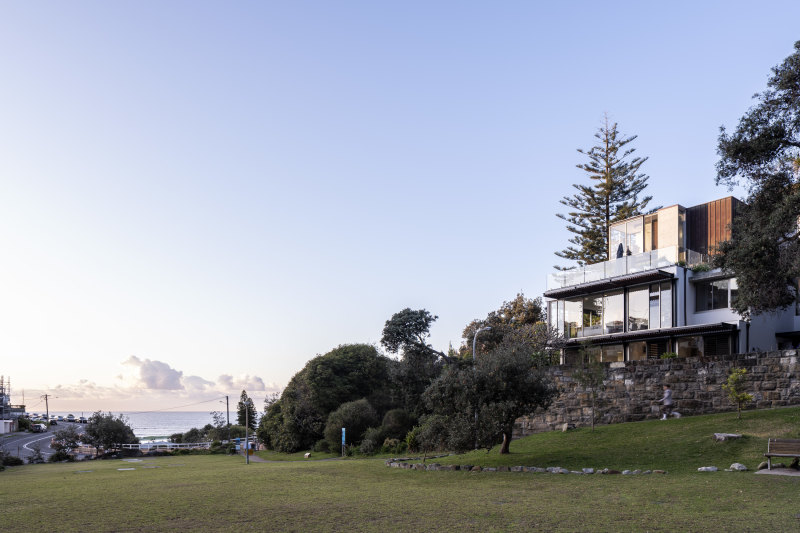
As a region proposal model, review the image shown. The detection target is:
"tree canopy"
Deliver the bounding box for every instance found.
[84,412,138,455]
[714,41,800,316]
[257,344,391,452]
[556,117,653,267]
[237,390,258,430]
[461,293,546,357]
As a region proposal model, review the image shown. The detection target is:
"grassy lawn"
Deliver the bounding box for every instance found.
[1,408,799,532]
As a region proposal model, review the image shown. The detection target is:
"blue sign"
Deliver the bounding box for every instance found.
[341,427,345,445]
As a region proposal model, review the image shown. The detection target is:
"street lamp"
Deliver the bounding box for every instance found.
[472,326,491,449]
[244,400,252,465]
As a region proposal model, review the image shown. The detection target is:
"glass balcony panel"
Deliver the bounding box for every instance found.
[605,256,626,278]
[583,262,605,283]
[627,251,651,273]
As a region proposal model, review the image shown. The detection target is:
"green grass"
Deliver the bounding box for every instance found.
[439,406,800,473]
[1,408,799,532]
[254,448,340,461]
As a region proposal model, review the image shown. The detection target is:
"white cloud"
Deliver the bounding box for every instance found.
[124,356,184,390]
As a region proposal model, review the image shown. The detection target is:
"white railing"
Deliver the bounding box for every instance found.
[120,442,212,450]
[547,246,708,291]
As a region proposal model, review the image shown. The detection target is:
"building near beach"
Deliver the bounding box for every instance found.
[544,197,800,364]
[0,376,26,433]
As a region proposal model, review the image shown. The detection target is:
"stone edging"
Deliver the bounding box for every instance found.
[385,459,666,475]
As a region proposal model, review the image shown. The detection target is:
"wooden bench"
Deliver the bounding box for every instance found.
[764,438,800,470]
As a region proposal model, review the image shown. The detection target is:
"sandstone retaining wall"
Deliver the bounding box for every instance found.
[514,349,800,438]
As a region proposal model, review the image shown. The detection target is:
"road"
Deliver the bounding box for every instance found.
[0,422,85,461]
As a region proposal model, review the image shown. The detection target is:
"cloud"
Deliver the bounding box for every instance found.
[183,375,215,391]
[124,356,184,390]
[217,374,268,392]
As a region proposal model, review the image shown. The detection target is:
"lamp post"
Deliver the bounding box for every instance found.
[472,326,491,450]
[244,400,252,465]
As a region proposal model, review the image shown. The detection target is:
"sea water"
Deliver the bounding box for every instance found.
[47,411,217,439]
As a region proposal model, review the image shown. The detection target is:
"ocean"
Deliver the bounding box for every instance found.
[45,411,219,439]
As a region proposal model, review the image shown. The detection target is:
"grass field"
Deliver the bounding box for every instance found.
[1,407,799,532]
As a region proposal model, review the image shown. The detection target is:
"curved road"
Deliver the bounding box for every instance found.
[0,422,84,461]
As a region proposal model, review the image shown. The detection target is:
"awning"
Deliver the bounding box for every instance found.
[544,270,674,299]
[563,322,739,346]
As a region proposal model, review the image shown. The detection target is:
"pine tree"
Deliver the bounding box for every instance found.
[556,118,653,267]
[237,389,257,430]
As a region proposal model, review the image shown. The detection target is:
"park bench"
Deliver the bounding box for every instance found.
[764,438,800,470]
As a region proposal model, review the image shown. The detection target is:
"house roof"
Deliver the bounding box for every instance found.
[563,322,739,346]
[544,269,674,299]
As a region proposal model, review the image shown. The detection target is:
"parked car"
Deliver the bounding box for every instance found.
[66,414,75,422]
[78,417,87,424]
[50,419,57,426]
[31,424,47,433]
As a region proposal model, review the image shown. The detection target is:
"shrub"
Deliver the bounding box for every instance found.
[381,409,415,440]
[359,427,385,455]
[47,450,73,463]
[404,426,420,453]
[323,399,379,452]
[660,352,678,359]
[18,417,31,431]
[1,452,24,467]
[381,438,406,455]
[312,439,330,453]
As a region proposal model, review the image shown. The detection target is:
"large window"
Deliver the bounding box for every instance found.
[602,344,624,362]
[628,341,647,361]
[582,295,603,336]
[628,286,649,331]
[676,336,704,357]
[695,279,737,312]
[660,282,673,327]
[604,291,624,334]
[564,300,581,339]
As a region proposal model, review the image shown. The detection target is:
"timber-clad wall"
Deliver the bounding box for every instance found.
[685,196,743,256]
[514,350,800,438]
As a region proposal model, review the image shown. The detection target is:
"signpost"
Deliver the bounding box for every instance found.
[341,427,345,457]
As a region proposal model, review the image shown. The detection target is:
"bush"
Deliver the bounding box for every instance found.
[323,399,379,451]
[404,426,420,453]
[312,439,330,453]
[359,426,385,455]
[381,409,415,440]
[1,452,24,467]
[47,450,73,463]
[18,417,31,431]
[381,438,406,455]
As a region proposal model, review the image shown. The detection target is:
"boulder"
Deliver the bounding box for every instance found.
[756,461,768,471]
[697,466,718,472]
[510,466,524,472]
[304,452,311,458]
[582,468,595,474]
[497,466,509,472]
[713,433,742,442]
[727,463,747,471]
[470,466,482,472]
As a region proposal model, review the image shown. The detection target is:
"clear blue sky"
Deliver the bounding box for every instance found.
[1,1,797,411]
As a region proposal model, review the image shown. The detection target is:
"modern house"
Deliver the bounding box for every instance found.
[0,376,25,434]
[544,197,800,365]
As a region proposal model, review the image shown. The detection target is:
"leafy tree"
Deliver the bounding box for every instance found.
[84,412,138,456]
[422,336,558,454]
[323,398,379,451]
[51,425,84,454]
[258,344,391,452]
[26,444,45,464]
[572,358,606,431]
[382,308,448,415]
[237,390,258,430]
[721,368,753,419]
[462,293,546,357]
[714,41,800,316]
[556,117,653,267]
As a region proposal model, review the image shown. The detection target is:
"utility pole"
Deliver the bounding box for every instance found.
[41,394,51,423]
[226,395,230,442]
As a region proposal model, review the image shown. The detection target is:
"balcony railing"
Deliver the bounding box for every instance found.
[547,246,708,291]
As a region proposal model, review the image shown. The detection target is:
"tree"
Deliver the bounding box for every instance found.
[51,425,84,454]
[721,368,753,419]
[323,398,379,451]
[422,333,559,454]
[572,358,606,431]
[237,390,257,430]
[382,308,448,416]
[556,117,653,267]
[714,42,800,316]
[84,412,138,456]
[461,293,546,357]
[257,344,391,452]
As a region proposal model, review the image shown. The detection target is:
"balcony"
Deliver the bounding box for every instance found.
[547,246,707,291]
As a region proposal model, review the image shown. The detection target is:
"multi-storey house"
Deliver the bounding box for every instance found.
[544,197,800,364]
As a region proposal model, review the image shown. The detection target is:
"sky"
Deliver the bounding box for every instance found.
[1,1,798,413]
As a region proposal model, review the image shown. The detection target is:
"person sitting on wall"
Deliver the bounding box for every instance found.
[658,384,681,420]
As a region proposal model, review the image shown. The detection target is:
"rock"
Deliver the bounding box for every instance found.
[412,463,425,470]
[632,470,642,475]
[570,470,584,475]
[756,461,768,471]
[470,466,481,472]
[483,467,497,472]
[604,469,621,475]
[697,466,718,472]
[713,433,742,442]
[622,470,632,475]
[461,465,473,471]
[510,466,524,472]
[652,470,666,474]
[772,462,787,469]
[582,468,595,474]
[729,463,747,471]
[642,470,652,475]
[497,466,509,472]
[389,462,399,468]
[304,452,311,458]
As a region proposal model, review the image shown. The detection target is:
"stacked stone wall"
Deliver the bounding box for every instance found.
[514,349,800,438]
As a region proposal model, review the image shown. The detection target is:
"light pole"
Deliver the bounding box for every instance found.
[244,399,252,465]
[472,326,491,450]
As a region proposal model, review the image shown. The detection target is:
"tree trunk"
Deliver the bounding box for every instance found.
[500,431,512,454]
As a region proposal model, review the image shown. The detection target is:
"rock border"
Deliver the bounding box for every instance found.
[384,459,666,475]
